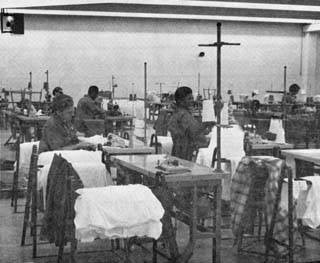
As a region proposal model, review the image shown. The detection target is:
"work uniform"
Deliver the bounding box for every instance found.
[75,95,105,135]
[168,106,207,161]
[39,114,78,153]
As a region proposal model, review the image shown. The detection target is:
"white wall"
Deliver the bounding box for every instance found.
[0,14,306,103]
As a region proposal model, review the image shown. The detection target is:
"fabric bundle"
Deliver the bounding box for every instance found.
[74,184,165,241]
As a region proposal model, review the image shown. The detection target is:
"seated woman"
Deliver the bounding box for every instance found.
[39,94,95,153]
[168,86,209,161]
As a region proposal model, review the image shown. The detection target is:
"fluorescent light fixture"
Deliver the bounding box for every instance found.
[9,8,319,24]
[3,0,320,12]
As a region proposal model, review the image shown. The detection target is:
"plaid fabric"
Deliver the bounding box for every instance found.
[231,156,295,255]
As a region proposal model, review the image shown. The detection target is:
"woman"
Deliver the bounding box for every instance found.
[39,94,94,153]
[168,86,209,161]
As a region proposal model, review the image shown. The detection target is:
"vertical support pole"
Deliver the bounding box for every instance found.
[283,66,287,130]
[216,22,222,172]
[31,151,38,258]
[28,72,32,115]
[144,62,147,146]
[111,75,115,100]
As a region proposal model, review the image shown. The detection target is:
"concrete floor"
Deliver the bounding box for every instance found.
[1,126,320,263]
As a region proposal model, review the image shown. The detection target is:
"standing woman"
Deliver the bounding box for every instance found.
[168,86,209,161]
[39,94,94,153]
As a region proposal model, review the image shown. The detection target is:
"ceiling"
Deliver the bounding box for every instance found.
[2,0,320,25]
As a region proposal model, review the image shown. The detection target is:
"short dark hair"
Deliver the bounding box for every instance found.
[53,87,63,96]
[174,86,193,103]
[289,83,300,95]
[88,85,99,95]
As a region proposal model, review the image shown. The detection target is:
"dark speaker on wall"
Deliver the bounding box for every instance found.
[1,9,24,34]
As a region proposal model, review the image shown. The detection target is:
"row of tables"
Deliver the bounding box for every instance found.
[1,109,136,143]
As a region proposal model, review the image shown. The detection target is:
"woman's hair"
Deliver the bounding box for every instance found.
[174,86,193,103]
[52,86,63,96]
[52,94,74,112]
[289,83,300,95]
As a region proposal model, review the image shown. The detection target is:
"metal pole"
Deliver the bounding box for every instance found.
[216,22,222,172]
[144,62,147,146]
[198,23,240,173]
[111,75,115,100]
[198,72,200,95]
[29,72,32,89]
[283,66,287,128]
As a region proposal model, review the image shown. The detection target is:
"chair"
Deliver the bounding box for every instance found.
[231,156,294,262]
[41,154,162,263]
[83,119,105,137]
[21,148,111,259]
[149,134,173,155]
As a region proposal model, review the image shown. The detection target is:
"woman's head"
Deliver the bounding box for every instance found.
[52,94,74,122]
[174,86,194,108]
[289,83,300,96]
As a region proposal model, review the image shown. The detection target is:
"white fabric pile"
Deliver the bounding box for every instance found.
[281,176,320,229]
[74,184,164,241]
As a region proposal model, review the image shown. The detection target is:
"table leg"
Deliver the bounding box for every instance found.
[175,186,197,263]
[212,183,222,263]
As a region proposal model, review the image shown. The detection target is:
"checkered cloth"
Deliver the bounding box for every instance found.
[231,156,295,255]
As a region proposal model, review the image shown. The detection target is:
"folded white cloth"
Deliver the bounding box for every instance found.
[78,135,109,145]
[19,141,40,177]
[38,150,102,167]
[74,184,164,242]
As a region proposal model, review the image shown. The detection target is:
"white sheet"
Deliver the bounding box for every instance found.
[299,176,320,228]
[74,185,164,242]
[38,150,102,166]
[280,176,320,229]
